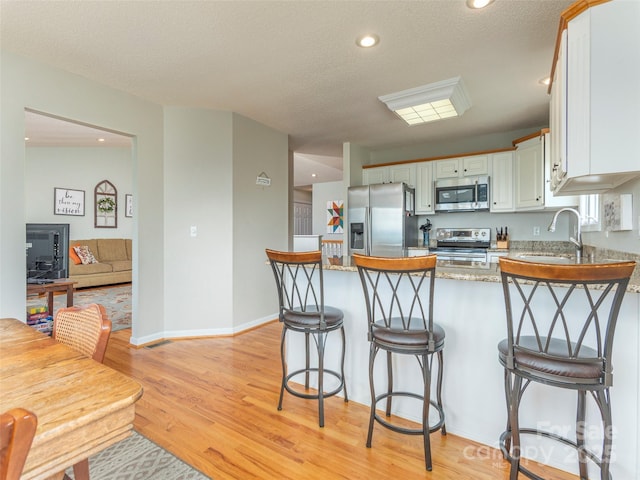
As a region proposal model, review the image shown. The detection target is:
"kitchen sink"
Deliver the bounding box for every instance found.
[515,254,573,264]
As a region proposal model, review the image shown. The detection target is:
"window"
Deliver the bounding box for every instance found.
[580,194,601,231]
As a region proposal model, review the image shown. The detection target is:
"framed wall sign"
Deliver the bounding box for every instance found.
[125,194,133,218]
[54,188,85,216]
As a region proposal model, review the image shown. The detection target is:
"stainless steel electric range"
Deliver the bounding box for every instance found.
[430,227,491,269]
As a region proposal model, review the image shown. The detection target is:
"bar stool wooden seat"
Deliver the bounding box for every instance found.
[353,253,445,471]
[498,257,636,480]
[265,249,348,427]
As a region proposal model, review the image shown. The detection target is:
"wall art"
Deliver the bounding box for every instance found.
[54,187,85,216]
[95,180,117,228]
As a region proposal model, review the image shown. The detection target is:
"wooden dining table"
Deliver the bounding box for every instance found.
[0,318,143,479]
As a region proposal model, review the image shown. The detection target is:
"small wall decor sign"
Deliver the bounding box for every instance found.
[326,200,344,234]
[54,188,85,216]
[125,194,133,218]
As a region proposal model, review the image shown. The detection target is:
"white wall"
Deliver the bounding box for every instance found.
[25,146,133,239]
[312,181,344,241]
[582,176,640,255]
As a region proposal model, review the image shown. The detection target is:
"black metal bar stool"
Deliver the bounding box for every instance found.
[498,257,636,480]
[353,253,445,471]
[265,248,348,427]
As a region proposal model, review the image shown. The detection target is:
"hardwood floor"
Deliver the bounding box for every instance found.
[105,321,578,480]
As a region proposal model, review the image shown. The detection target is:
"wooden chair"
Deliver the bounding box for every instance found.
[498,257,636,480]
[0,408,37,480]
[54,303,112,480]
[352,253,446,471]
[265,249,348,427]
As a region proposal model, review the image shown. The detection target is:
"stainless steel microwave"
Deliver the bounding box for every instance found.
[434,175,490,212]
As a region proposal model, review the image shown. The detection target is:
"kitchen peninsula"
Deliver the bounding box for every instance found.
[284,249,640,478]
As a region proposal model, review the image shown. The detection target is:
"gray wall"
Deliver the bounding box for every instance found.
[1,50,165,340]
[1,51,289,343]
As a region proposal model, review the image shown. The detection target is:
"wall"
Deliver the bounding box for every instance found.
[1,50,165,341]
[25,146,133,239]
[312,181,344,241]
[232,113,289,330]
[1,51,288,344]
[582,176,640,255]
[163,107,234,336]
[369,127,541,165]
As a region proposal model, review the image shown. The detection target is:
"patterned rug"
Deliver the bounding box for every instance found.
[27,284,132,331]
[65,431,210,479]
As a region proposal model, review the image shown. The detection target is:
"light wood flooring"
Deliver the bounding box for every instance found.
[105,321,579,480]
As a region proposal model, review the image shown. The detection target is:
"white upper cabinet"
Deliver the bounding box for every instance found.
[542,132,578,209]
[514,137,544,210]
[362,166,388,185]
[434,155,488,179]
[489,151,515,212]
[551,1,640,194]
[389,164,416,188]
[415,162,434,215]
[363,164,415,187]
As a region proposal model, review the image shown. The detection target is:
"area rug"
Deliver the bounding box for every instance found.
[27,284,132,331]
[65,431,210,479]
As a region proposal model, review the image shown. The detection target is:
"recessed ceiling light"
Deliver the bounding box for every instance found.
[356,34,379,48]
[98,138,105,142]
[466,0,494,9]
[311,173,317,178]
[539,76,551,86]
[24,137,30,141]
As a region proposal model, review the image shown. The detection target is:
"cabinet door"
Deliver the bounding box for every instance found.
[515,137,544,210]
[462,155,488,176]
[489,152,514,212]
[549,29,567,191]
[415,162,434,214]
[363,167,388,185]
[389,164,416,187]
[434,159,460,179]
[543,132,578,208]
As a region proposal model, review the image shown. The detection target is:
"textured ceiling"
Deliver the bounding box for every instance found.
[2,0,573,186]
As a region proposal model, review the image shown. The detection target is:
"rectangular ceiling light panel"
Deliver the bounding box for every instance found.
[379,76,472,126]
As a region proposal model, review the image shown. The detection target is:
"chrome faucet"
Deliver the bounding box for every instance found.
[548,208,582,261]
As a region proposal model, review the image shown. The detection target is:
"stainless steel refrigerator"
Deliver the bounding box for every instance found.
[348,182,418,257]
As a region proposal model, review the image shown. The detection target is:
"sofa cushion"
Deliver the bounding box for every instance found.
[110,260,132,272]
[97,239,128,262]
[71,239,99,260]
[73,245,98,264]
[69,262,113,275]
[69,244,82,265]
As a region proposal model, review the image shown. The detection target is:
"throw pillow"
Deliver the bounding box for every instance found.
[69,244,82,265]
[73,245,98,265]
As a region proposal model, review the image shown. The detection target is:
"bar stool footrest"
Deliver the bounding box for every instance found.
[284,367,345,400]
[373,391,445,436]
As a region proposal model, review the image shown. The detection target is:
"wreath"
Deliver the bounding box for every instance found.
[97,197,116,213]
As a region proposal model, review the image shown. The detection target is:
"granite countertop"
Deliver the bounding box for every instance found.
[323,248,640,294]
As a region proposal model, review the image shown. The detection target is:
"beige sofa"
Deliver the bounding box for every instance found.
[69,238,132,289]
